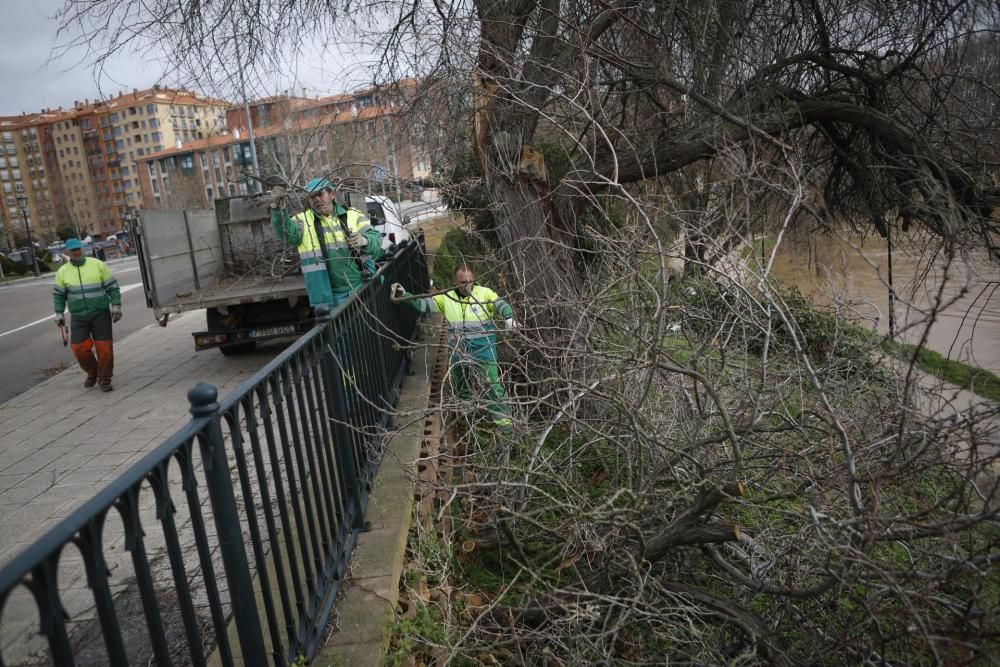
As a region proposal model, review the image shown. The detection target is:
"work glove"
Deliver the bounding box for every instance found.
[54,313,65,327]
[347,233,369,251]
[110,304,123,323]
[270,185,287,209]
[504,318,520,331]
[390,283,407,301]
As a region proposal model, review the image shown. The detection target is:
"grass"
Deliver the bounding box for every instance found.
[385,600,448,667]
[882,339,1000,401]
[738,235,1000,402]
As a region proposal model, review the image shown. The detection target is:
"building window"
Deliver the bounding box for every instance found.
[129,107,137,116]
[147,104,156,114]
[180,155,193,171]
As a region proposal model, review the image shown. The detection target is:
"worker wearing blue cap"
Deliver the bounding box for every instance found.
[269,178,383,308]
[53,238,122,391]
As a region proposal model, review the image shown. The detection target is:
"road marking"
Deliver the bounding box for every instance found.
[0,283,143,339]
[0,260,139,290]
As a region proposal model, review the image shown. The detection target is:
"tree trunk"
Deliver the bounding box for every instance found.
[481,164,580,340]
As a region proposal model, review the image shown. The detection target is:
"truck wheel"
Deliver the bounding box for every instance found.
[207,308,256,355]
[219,341,257,355]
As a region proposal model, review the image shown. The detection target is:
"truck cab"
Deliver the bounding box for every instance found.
[362,194,410,250]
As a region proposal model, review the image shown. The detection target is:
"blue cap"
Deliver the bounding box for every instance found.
[305,177,333,195]
[65,238,83,250]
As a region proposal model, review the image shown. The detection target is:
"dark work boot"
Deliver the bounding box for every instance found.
[84,376,97,388]
[100,384,114,393]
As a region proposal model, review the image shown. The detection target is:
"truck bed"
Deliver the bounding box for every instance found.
[137,204,308,319]
[153,274,306,316]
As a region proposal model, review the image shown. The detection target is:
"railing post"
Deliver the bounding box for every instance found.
[315,306,370,530]
[188,383,267,666]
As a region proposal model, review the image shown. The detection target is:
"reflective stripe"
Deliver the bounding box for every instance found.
[299,249,323,259]
[447,322,492,330]
[450,331,492,340]
[302,263,327,273]
[66,284,107,294]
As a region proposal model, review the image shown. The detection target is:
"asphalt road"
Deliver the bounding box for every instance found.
[0,257,156,402]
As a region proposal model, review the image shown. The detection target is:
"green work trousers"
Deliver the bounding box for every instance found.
[449,349,509,425]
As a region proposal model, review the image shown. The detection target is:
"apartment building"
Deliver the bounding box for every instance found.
[138,83,431,211]
[61,87,229,235]
[0,87,231,247]
[0,112,65,249]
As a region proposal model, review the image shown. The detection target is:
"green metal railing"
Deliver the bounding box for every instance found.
[0,241,428,666]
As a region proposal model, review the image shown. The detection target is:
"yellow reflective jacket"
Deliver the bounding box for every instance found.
[409,285,514,357]
[53,257,121,316]
[271,205,383,305]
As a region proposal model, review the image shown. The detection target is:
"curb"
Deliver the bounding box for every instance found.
[312,316,442,666]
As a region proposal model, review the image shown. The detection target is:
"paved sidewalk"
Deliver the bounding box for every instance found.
[0,309,284,565]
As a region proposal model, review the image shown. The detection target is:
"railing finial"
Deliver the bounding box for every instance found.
[188,382,219,417]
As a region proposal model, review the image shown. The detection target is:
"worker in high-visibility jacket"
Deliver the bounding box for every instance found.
[270,177,383,308]
[391,264,520,427]
[53,238,122,392]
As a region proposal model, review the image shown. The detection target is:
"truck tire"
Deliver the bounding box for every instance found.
[207,307,256,355]
[219,341,256,355]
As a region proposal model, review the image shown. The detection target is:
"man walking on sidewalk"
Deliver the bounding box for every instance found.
[53,238,122,392]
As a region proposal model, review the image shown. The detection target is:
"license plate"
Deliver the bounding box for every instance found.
[250,324,298,338]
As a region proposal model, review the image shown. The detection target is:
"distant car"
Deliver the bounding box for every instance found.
[47,244,67,262]
[7,248,33,265]
[363,194,410,250]
[402,200,449,227]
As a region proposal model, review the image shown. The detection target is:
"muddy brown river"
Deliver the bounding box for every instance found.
[765,232,1000,375]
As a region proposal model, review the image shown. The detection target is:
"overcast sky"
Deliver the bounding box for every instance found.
[0,0,156,115]
[0,0,378,116]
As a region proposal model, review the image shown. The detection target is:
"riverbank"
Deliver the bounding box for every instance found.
[742,233,1000,402]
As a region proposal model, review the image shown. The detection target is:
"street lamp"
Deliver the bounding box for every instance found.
[16,196,40,277]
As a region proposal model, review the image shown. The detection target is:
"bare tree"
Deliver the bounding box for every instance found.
[56,1,1000,663]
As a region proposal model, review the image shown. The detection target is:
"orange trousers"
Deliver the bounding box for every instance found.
[71,338,114,385]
